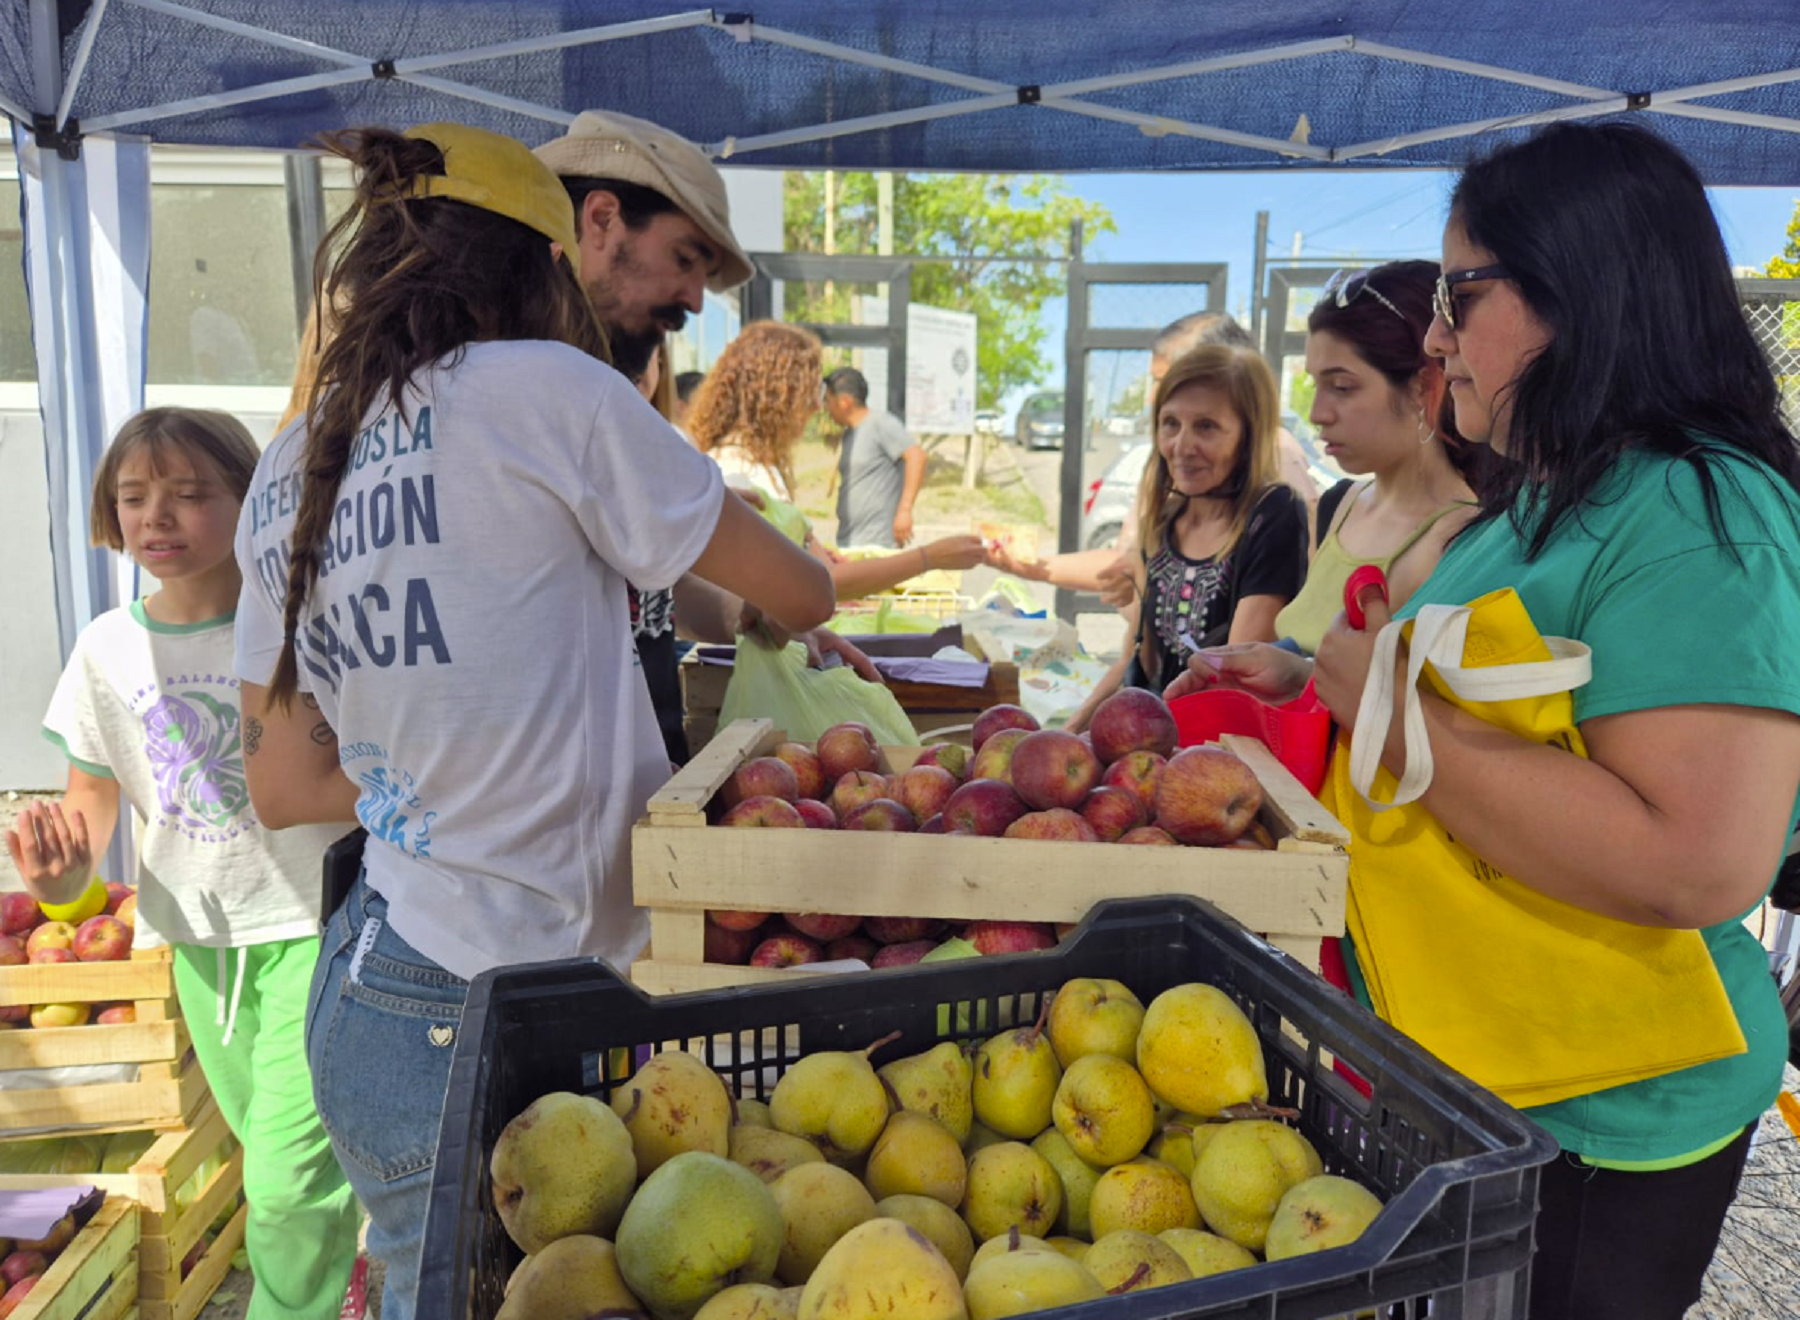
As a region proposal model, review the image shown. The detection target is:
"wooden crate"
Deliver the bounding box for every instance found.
[0,1096,246,1320]
[631,718,1349,994]
[0,948,206,1135]
[12,1195,139,1320]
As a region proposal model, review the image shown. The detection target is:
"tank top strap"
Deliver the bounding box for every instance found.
[1386,499,1473,564]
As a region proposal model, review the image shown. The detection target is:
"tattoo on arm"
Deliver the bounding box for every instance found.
[244,717,262,757]
[301,694,335,748]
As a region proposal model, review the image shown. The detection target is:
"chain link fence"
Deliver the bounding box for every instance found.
[1737,278,1800,426]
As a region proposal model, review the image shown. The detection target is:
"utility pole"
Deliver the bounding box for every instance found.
[1250,209,1270,346]
[877,173,894,256]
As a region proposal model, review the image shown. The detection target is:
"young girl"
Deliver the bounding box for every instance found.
[233,124,834,1319]
[5,408,360,1320]
[1066,344,1307,732]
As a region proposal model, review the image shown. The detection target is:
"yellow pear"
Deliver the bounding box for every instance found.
[960,1142,1063,1243]
[1191,1120,1324,1252]
[1047,1236,1089,1262]
[615,1152,784,1318]
[1082,1229,1193,1293]
[968,1227,1057,1273]
[731,1126,827,1184]
[497,1235,645,1320]
[878,1042,975,1144]
[962,1248,1106,1318]
[490,1092,637,1253]
[972,1013,1062,1140]
[770,1163,879,1286]
[1028,1129,1103,1239]
[1051,1054,1155,1167]
[737,1099,775,1129]
[796,1217,967,1319]
[1046,978,1145,1067]
[864,1111,967,1207]
[1158,1227,1258,1278]
[611,1050,734,1180]
[1146,1115,1214,1179]
[770,1032,900,1163]
[1136,984,1267,1118]
[1265,1175,1384,1260]
[873,1194,975,1281]
[1089,1157,1201,1238]
[694,1282,797,1319]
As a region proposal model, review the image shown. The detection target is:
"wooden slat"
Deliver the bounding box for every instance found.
[648,909,706,965]
[1219,733,1349,847]
[0,1062,202,1131]
[0,1021,181,1070]
[645,718,777,817]
[15,1196,139,1320]
[0,957,173,1010]
[632,958,847,996]
[138,1145,243,1282]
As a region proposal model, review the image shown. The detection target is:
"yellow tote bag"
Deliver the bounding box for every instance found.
[1324,588,1746,1109]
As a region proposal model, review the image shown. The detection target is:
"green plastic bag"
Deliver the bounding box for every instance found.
[719,637,918,747]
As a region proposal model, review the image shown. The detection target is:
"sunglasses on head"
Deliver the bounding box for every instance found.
[1324,269,1408,325]
[1433,265,1510,331]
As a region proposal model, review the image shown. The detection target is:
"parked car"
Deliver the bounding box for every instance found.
[1013,391,1065,449]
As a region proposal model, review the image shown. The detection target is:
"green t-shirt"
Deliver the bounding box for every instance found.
[1391,444,1800,1161]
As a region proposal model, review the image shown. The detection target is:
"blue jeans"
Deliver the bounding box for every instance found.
[306,873,468,1320]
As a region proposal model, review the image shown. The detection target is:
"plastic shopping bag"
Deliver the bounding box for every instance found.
[719,636,919,747]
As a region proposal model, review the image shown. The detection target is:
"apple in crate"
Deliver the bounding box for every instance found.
[786,913,861,942]
[793,799,838,830]
[721,757,800,808]
[914,743,970,781]
[750,933,823,968]
[29,948,76,966]
[943,779,1028,837]
[74,914,132,962]
[1155,746,1263,845]
[864,916,944,945]
[826,935,879,963]
[969,728,1032,785]
[0,935,24,968]
[1101,751,1166,816]
[709,909,772,932]
[1118,825,1178,846]
[29,1002,89,1028]
[115,894,137,929]
[0,1274,37,1316]
[918,814,947,834]
[95,1004,137,1025]
[1081,786,1149,842]
[1003,809,1099,843]
[1087,687,1179,764]
[1010,730,1102,811]
[896,765,958,821]
[964,921,1057,954]
[719,797,805,829]
[24,921,76,960]
[972,703,1039,750]
[841,800,917,832]
[104,882,134,915]
[816,722,880,781]
[705,922,761,965]
[0,893,40,937]
[771,741,827,799]
[872,940,936,968]
[0,1251,45,1287]
[0,1006,26,1024]
[829,771,889,819]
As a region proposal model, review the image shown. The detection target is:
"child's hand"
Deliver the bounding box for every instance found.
[4,801,95,905]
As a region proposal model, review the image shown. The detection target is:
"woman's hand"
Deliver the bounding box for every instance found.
[1312,598,1389,730]
[1163,644,1312,705]
[985,542,1050,581]
[923,535,987,571]
[5,801,94,904]
[1095,554,1139,609]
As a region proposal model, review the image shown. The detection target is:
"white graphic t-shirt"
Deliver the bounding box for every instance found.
[234,340,725,981]
[43,603,335,948]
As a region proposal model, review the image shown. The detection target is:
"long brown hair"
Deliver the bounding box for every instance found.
[686,321,822,496]
[267,128,608,709]
[1135,344,1280,562]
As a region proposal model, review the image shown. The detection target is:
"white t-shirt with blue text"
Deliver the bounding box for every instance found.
[234,340,725,981]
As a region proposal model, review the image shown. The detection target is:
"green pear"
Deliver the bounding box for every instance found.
[731,1126,827,1184]
[796,1217,967,1319]
[770,1033,899,1163]
[964,1121,1008,1155]
[770,1162,879,1286]
[498,1235,645,1319]
[972,1011,1062,1140]
[1050,1054,1155,1167]
[1136,984,1267,1118]
[1191,1120,1324,1252]
[1028,1129,1102,1239]
[1145,1115,1213,1179]
[959,1141,1063,1243]
[1265,1174,1385,1260]
[693,1282,797,1319]
[1088,1157,1200,1239]
[1082,1229,1193,1293]
[490,1092,637,1253]
[962,1248,1106,1318]
[968,1226,1057,1273]
[1046,978,1145,1068]
[873,1194,976,1281]
[864,1111,967,1208]
[613,1051,735,1180]
[615,1151,784,1318]
[1157,1227,1257,1278]
[877,1042,975,1144]
[737,1100,775,1129]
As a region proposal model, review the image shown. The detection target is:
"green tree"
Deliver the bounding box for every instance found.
[782,173,1115,409]
[1767,203,1800,278]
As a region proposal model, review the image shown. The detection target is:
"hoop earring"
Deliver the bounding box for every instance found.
[1416,408,1436,446]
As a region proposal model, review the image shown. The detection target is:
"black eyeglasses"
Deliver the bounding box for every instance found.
[1433,265,1510,331]
[1324,269,1408,325]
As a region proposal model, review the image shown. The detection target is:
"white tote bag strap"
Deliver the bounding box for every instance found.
[1349,603,1592,811]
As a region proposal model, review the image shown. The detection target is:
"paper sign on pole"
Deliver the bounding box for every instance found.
[855,298,979,435]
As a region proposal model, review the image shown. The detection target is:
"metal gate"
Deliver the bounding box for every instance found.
[742,253,914,418]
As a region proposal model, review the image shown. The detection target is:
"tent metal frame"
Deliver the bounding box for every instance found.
[38,1,1800,163]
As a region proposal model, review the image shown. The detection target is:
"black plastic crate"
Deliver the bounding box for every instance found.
[420,896,1556,1319]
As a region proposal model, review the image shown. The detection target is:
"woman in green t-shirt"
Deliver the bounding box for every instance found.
[1173,122,1800,1320]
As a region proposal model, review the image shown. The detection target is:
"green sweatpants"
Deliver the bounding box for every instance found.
[174,937,361,1320]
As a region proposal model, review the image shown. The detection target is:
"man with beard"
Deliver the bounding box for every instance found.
[536,113,872,763]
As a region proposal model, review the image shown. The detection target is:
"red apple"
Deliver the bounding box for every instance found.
[0,1006,27,1023]
[871,940,936,968]
[1101,751,1166,817]
[964,920,1058,955]
[705,922,761,964]
[0,1274,36,1318]
[829,770,890,819]
[1155,746,1264,846]
[104,883,134,915]
[0,894,40,937]
[1087,687,1180,764]
[180,1234,210,1279]
[771,742,827,800]
[1118,825,1179,846]
[969,727,1032,784]
[918,814,947,834]
[115,894,137,929]
[785,913,862,942]
[29,947,76,965]
[721,757,801,808]
[816,722,881,781]
[96,1004,137,1025]
[863,916,945,945]
[750,933,824,968]
[1081,785,1149,842]
[14,1214,73,1255]
[719,796,805,829]
[825,935,880,963]
[793,799,838,830]
[896,765,958,821]
[709,909,773,931]
[914,744,970,781]
[841,800,917,832]
[0,1252,45,1287]
[942,779,1029,837]
[73,914,132,962]
[972,704,1040,751]
[1009,730,1103,811]
[1003,809,1100,843]
[0,935,25,968]
[23,922,76,960]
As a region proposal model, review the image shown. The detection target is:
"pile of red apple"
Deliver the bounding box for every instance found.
[704,690,1271,967]
[0,885,139,1030]
[0,1202,83,1316]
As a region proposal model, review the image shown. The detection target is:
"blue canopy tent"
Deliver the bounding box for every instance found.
[7,0,1800,654]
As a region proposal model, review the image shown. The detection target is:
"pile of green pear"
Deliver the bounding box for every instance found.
[485,976,1385,1319]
